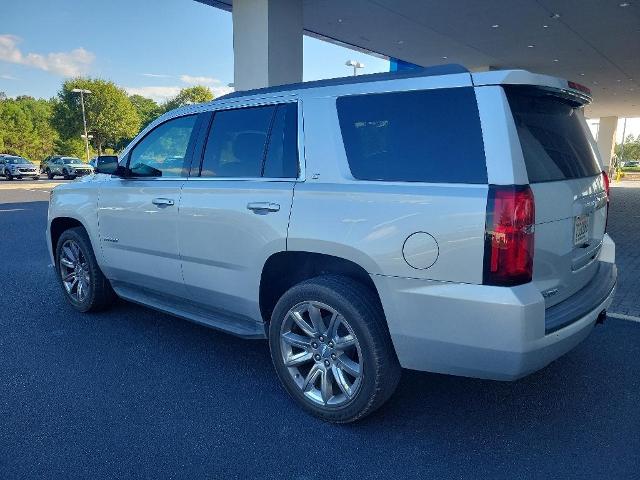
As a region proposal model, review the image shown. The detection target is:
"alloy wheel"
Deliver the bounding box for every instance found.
[59,239,91,303]
[279,301,363,407]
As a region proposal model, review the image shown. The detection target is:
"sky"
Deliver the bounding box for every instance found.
[1,0,638,142]
[0,0,388,103]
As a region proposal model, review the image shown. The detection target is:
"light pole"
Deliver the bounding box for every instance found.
[345,60,365,76]
[71,88,92,162]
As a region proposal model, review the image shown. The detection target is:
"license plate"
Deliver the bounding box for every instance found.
[574,215,589,245]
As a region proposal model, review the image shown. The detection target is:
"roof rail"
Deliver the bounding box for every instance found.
[217,64,469,101]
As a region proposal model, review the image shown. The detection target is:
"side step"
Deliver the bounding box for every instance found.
[112,282,266,339]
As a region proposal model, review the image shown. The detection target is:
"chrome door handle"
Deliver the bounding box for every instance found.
[152,197,175,206]
[247,202,280,213]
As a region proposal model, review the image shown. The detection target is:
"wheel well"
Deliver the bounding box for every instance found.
[259,252,382,323]
[50,217,84,255]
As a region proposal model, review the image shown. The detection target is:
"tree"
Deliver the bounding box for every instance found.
[163,85,214,112]
[129,94,162,129]
[0,96,59,162]
[53,78,141,155]
[615,134,640,162]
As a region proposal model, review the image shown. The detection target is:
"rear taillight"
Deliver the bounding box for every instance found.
[483,185,535,286]
[602,170,610,232]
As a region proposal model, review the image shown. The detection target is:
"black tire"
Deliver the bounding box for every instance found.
[5,170,12,180]
[55,226,116,313]
[62,169,70,180]
[33,176,40,180]
[46,168,54,180]
[269,275,401,423]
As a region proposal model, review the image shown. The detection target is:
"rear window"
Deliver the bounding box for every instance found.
[505,86,600,183]
[336,87,487,184]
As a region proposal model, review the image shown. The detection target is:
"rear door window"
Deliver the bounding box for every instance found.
[199,103,298,179]
[200,106,275,178]
[504,86,600,183]
[263,103,299,178]
[336,87,486,183]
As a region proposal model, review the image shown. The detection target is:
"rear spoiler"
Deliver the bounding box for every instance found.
[471,69,592,105]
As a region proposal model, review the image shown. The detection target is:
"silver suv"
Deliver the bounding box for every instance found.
[44,156,94,180]
[0,154,39,180]
[47,66,617,422]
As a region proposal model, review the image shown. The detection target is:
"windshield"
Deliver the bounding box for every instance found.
[5,157,29,165]
[63,158,84,165]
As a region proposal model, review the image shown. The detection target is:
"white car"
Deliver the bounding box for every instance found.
[47,66,617,422]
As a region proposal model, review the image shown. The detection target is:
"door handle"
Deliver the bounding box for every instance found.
[247,202,280,213]
[152,197,175,206]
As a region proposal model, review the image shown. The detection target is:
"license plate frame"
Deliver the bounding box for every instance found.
[574,214,590,246]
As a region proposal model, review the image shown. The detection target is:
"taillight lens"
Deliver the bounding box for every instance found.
[483,185,535,286]
[602,171,610,232]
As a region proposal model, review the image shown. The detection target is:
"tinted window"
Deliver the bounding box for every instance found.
[505,86,600,183]
[336,88,486,183]
[201,106,275,178]
[263,103,298,178]
[128,115,198,177]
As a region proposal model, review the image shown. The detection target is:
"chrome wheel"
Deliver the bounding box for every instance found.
[280,301,363,407]
[59,239,91,303]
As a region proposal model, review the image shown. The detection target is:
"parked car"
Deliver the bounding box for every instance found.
[40,155,64,174]
[0,154,40,180]
[47,66,617,423]
[43,156,93,179]
[622,160,639,168]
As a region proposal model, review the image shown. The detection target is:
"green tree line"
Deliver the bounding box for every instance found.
[615,134,640,163]
[0,80,214,162]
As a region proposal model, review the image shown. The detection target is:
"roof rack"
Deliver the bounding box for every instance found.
[217,64,469,101]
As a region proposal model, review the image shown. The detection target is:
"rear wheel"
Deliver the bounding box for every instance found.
[269,275,401,423]
[55,227,116,312]
[46,168,53,180]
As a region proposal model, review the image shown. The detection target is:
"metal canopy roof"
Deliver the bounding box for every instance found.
[197,0,640,118]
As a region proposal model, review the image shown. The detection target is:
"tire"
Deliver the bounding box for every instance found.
[269,275,401,423]
[63,169,70,180]
[5,170,13,180]
[46,168,54,180]
[55,226,116,313]
[33,176,40,180]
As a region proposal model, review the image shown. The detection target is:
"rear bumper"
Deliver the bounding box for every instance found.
[373,260,616,381]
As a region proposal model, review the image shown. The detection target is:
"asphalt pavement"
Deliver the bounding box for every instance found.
[0,180,639,479]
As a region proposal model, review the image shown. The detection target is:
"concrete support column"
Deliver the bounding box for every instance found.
[232,0,303,91]
[597,116,618,169]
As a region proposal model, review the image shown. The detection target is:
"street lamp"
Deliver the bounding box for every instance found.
[345,60,365,76]
[71,88,92,162]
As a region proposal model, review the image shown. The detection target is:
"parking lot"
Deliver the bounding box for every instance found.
[1,180,639,479]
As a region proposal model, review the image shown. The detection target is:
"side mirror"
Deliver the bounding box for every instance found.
[94,155,119,175]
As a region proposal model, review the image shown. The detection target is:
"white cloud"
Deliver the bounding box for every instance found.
[0,34,94,77]
[142,73,171,78]
[0,73,17,80]
[180,74,220,85]
[124,84,234,103]
[124,85,182,102]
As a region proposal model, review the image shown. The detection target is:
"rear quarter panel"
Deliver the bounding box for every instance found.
[288,95,488,283]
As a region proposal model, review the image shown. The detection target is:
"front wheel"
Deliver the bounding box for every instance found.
[5,170,13,180]
[55,227,116,312]
[33,175,40,180]
[46,168,53,180]
[269,275,401,423]
[62,169,70,180]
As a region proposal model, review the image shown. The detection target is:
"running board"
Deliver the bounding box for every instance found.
[112,282,266,339]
